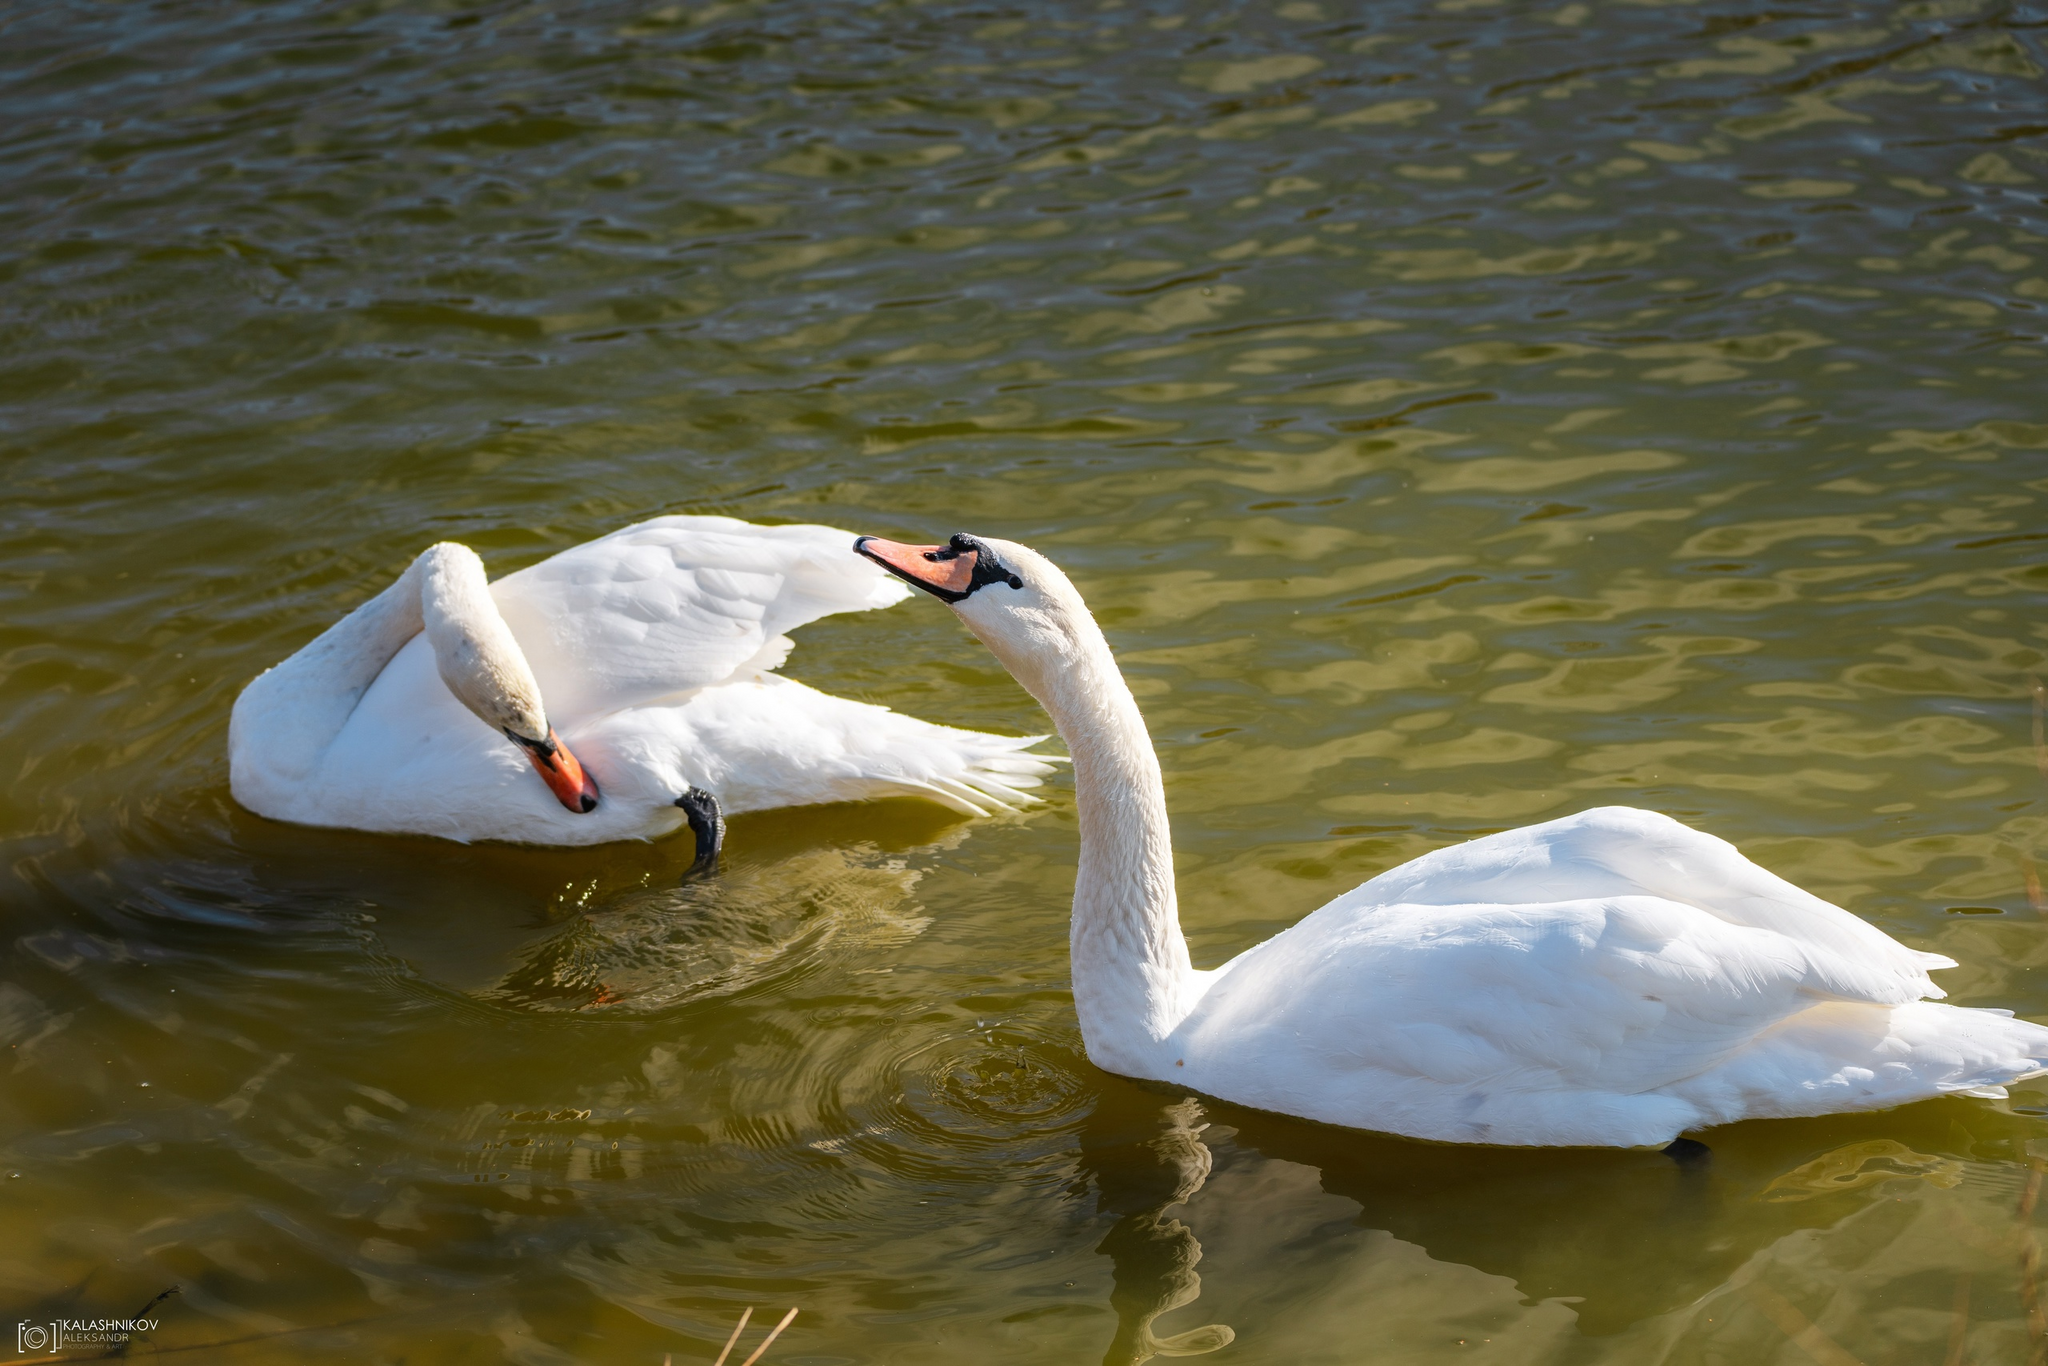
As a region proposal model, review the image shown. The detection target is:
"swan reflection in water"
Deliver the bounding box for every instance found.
[346,800,969,1012]
[480,842,935,1013]
[1216,1097,2031,1335]
[1078,1092,1235,1364]
[1080,1078,2039,1358]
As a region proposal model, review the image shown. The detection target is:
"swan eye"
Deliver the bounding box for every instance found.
[946,534,1024,594]
[503,725,557,758]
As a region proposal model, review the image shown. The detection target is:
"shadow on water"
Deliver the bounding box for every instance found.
[98,791,979,1003]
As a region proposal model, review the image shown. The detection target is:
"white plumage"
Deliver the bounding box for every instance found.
[229,516,1055,845]
[1178,807,2038,1146]
[861,530,2048,1147]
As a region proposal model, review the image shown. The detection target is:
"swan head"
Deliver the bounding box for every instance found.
[854,533,1100,705]
[419,542,601,814]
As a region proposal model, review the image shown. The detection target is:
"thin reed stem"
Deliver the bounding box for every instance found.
[2021,1159,2045,1366]
[737,1308,798,1366]
[1943,1273,1969,1366]
[1739,1278,1866,1366]
[711,1307,752,1366]
[2031,674,2047,780]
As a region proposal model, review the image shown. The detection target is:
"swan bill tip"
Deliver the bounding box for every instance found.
[511,726,603,814]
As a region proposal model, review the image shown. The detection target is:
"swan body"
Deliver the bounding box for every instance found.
[230,517,1054,846]
[856,531,2048,1147]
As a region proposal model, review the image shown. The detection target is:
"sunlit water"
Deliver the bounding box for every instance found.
[3,0,2046,1361]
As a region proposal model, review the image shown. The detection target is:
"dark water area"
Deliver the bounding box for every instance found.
[3,0,2047,1360]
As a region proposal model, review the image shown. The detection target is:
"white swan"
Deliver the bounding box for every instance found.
[229,516,1055,862]
[856,531,2048,1147]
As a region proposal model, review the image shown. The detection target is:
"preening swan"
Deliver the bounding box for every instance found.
[229,516,1055,860]
[856,532,2048,1148]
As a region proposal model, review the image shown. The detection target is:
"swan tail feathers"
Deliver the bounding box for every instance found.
[856,730,1063,818]
[971,736,1067,770]
[668,676,1062,819]
[933,775,1008,813]
[874,732,1064,816]
[957,775,1043,809]
[834,708,1062,812]
[952,740,1062,804]
[1671,1001,2048,1127]
[881,778,992,818]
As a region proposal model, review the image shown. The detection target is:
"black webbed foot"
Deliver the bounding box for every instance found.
[1663,1137,1711,1169]
[675,787,724,881]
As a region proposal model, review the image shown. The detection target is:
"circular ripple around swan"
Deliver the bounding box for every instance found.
[865,1028,1094,1178]
[475,846,931,1015]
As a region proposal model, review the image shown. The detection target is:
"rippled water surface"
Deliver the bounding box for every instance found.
[5,0,2048,1360]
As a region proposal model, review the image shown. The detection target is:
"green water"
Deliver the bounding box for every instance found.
[4,0,2047,1361]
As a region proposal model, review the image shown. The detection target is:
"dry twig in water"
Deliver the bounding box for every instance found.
[1944,1274,1970,1366]
[2029,677,2048,917]
[1738,1277,1866,1366]
[705,1307,797,1366]
[738,1308,798,1366]
[2022,1157,2047,1366]
[710,1308,752,1366]
[2032,675,2048,780]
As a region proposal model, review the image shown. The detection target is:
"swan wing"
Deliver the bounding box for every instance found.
[1187,894,1868,1144]
[487,516,907,719]
[573,673,1058,817]
[1326,805,1948,1006]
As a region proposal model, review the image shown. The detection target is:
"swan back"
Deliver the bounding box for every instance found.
[490,516,909,719]
[1321,806,1952,1006]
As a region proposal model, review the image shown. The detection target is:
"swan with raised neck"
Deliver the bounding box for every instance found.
[859,532,1195,1073]
[856,530,2048,1147]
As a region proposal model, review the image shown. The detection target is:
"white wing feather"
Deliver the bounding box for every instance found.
[489,515,908,719]
[1332,806,1951,1005]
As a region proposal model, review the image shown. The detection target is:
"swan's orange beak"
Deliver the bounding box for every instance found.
[517,728,600,813]
[854,536,978,598]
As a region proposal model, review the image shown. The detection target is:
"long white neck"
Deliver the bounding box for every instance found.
[230,543,549,793]
[231,556,430,789]
[1025,622,1195,1077]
